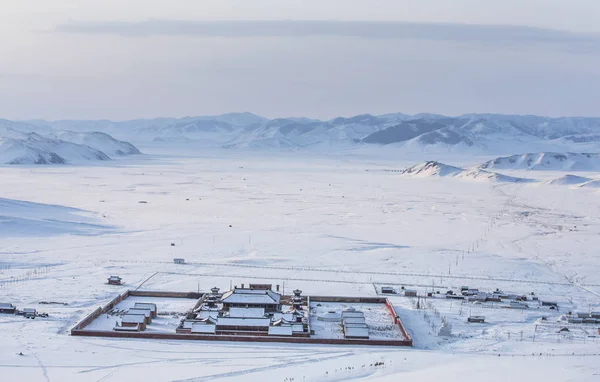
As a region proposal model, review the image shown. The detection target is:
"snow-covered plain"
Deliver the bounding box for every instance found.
[1,149,600,381]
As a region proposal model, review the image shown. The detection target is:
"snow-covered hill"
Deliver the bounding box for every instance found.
[579,180,600,188]
[401,161,533,183]
[544,174,593,186]
[478,153,600,171]
[401,161,463,177]
[0,197,113,237]
[0,127,140,165]
[47,131,140,156]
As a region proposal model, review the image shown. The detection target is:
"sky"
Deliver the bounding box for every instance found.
[1,0,600,121]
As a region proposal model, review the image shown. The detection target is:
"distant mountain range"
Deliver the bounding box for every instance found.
[0,120,140,164]
[18,112,600,154]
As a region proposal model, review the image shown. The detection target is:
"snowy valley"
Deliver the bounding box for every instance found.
[1,113,600,381]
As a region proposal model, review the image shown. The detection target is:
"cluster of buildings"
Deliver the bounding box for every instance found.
[384,285,559,310]
[567,311,600,324]
[177,284,309,337]
[114,302,157,332]
[0,303,38,319]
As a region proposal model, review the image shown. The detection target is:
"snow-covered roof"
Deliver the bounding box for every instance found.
[197,310,219,319]
[221,288,280,305]
[317,311,341,322]
[217,317,271,327]
[229,307,265,318]
[122,314,146,324]
[343,317,366,325]
[191,323,216,334]
[341,311,365,318]
[271,318,291,326]
[133,303,157,312]
[128,308,152,317]
[344,326,369,339]
[0,303,15,309]
[23,308,37,313]
[291,323,304,332]
[272,312,294,322]
[268,326,293,336]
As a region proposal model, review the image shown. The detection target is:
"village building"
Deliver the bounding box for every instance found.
[107,276,122,285]
[0,303,16,314]
[343,323,369,339]
[23,308,37,319]
[121,314,147,330]
[467,316,485,323]
[127,308,153,324]
[381,286,395,294]
[133,302,157,318]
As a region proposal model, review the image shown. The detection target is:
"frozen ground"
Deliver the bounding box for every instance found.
[0,150,599,381]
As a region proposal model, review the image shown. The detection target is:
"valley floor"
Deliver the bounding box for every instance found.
[1,151,599,381]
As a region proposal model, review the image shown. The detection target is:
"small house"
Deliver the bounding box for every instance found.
[121,314,147,330]
[467,316,485,323]
[343,323,369,339]
[0,303,16,314]
[381,286,395,294]
[133,303,157,318]
[114,323,143,332]
[468,292,488,302]
[23,308,37,319]
[107,276,122,285]
[127,308,153,324]
[591,312,600,319]
[173,258,185,264]
[404,289,417,297]
[568,317,584,324]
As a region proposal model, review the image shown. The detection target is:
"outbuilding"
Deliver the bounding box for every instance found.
[107,276,122,285]
[127,308,153,324]
[23,308,37,319]
[0,303,16,314]
[343,323,369,339]
[467,316,485,323]
[133,303,157,318]
[121,314,147,330]
[381,286,396,294]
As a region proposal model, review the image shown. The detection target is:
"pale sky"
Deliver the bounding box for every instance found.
[1,0,600,120]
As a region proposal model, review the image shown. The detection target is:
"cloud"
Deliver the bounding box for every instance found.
[54,19,600,46]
